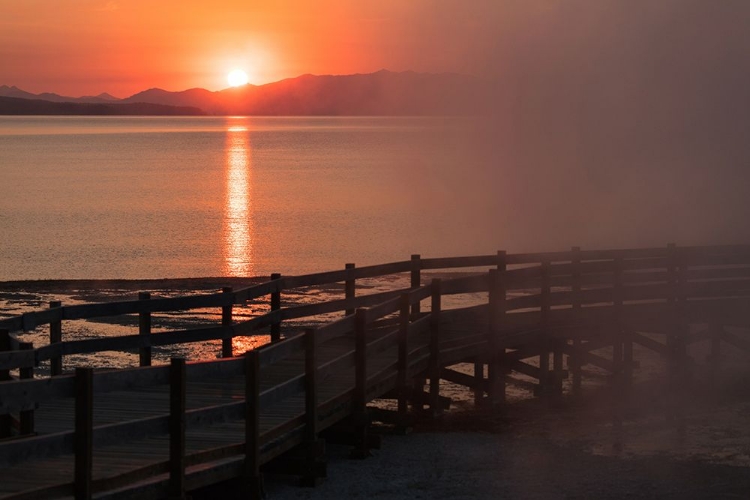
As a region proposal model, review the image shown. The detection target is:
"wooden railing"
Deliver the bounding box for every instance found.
[0,279,451,498]
[2,244,750,374]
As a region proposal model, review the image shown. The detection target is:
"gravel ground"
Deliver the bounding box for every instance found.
[262,431,750,500]
[189,390,750,500]
[255,380,750,500]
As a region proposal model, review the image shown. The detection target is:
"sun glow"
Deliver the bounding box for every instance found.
[227,69,249,87]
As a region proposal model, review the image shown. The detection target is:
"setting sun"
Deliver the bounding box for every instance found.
[227,69,249,87]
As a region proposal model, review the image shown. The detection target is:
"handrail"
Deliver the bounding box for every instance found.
[1,245,749,334]
[2,245,750,374]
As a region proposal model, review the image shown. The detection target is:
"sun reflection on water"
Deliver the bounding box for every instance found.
[223,120,253,276]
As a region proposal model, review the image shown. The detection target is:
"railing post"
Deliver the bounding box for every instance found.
[304,329,317,441]
[351,308,370,459]
[271,273,282,342]
[138,292,152,367]
[612,257,624,382]
[410,254,421,316]
[429,279,442,416]
[570,246,583,395]
[302,328,322,486]
[674,246,688,438]
[539,260,551,396]
[666,243,679,425]
[615,257,633,386]
[74,367,93,500]
[0,330,11,438]
[486,265,506,409]
[398,293,410,419]
[612,257,625,452]
[19,341,35,435]
[222,287,234,358]
[345,263,356,316]
[169,358,186,500]
[245,350,263,497]
[49,301,62,376]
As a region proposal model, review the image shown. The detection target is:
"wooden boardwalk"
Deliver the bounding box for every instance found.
[1,245,750,499]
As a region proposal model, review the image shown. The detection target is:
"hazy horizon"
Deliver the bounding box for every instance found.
[1,68,474,100]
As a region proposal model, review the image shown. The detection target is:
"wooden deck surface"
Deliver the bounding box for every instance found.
[0,315,440,499]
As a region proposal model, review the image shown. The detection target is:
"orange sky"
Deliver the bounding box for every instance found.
[0,0,506,97]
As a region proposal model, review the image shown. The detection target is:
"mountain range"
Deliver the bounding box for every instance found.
[0,70,486,116]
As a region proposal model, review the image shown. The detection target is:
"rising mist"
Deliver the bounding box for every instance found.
[442,1,750,253]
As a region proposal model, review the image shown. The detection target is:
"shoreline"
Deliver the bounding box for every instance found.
[0,276,266,292]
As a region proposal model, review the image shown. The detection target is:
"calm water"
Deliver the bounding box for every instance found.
[0,116,502,280]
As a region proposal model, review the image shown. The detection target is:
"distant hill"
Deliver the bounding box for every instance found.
[123,70,486,116]
[1,70,487,116]
[0,85,120,104]
[122,87,218,110]
[0,96,206,116]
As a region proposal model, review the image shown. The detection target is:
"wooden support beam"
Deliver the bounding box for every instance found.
[245,350,263,498]
[397,294,410,421]
[720,328,750,353]
[350,308,370,459]
[560,343,616,372]
[508,359,539,378]
[570,246,583,395]
[473,359,484,406]
[169,358,186,500]
[0,330,11,438]
[138,292,151,367]
[301,328,323,487]
[612,257,627,385]
[345,263,356,316]
[612,256,625,451]
[429,279,442,416]
[19,341,34,435]
[487,252,507,410]
[49,301,62,376]
[74,367,93,500]
[271,273,282,342]
[304,329,317,443]
[631,332,669,357]
[539,260,551,396]
[410,254,421,315]
[552,338,564,396]
[440,367,488,392]
[665,243,687,435]
[221,287,233,358]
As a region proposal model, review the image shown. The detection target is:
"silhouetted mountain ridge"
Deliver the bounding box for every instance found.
[0,96,205,116]
[0,85,121,104]
[1,71,486,115]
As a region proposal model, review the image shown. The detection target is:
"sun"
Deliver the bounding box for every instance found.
[227,69,249,87]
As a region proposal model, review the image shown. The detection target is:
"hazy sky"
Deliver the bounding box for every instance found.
[0,0,509,96]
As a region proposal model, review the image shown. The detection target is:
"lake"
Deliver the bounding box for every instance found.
[0,116,505,280]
